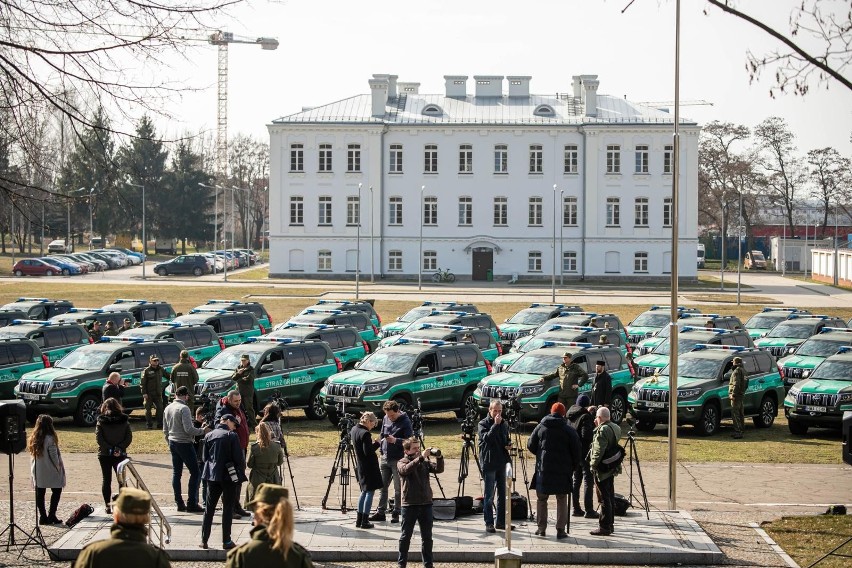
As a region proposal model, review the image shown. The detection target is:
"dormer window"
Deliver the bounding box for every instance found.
[534,104,555,117]
[422,104,443,116]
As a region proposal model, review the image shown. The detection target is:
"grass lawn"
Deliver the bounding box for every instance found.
[763,514,852,568]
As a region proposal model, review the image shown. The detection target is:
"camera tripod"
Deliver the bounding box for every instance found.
[277,430,301,510]
[410,400,446,498]
[508,426,534,520]
[625,429,650,519]
[321,412,358,513]
[457,431,482,497]
[1,453,48,556]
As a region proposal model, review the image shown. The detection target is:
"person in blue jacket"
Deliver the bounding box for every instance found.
[200,414,247,550]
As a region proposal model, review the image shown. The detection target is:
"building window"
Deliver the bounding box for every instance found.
[389,144,403,173]
[318,144,333,172]
[663,198,673,227]
[563,251,577,273]
[527,197,543,226]
[423,196,437,226]
[494,144,508,173]
[289,144,304,172]
[347,144,361,172]
[389,197,402,226]
[529,144,543,173]
[423,251,437,271]
[388,250,402,271]
[318,250,332,271]
[563,145,578,174]
[318,196,332,226]
[289,196,303,225]
[606,197,620,227]
[635,144,649,174]
[459,144,473,173]
[528,251,542,272]
[634,252,648,273]
[458,197,472,226]
[606,144,621,174]
[634,197,649,227]
[563,196,578,226]
[424,144,438,173]
[663,145,673,174]
[347,195,360,226]
[494,197,508,226]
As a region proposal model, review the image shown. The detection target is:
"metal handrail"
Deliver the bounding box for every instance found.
[116,458,172,548]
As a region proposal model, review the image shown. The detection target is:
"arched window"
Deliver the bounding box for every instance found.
[422,104,443,116]
[533,104,555,117]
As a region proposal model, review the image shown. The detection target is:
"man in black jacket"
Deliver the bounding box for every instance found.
[591,360,612,407]
[567,395,598,519]
[372,400,413,523]
[397,437,444,568]
[200,414,247,551]
[102,372,127,405]
[478,400,510,533]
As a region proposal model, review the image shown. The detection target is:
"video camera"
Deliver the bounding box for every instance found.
[501,394,523,430]
[334,402,357,441]
[199,391,219,428]
[267,390,290,412]
[460,396,479,439]
[409,399,424,441]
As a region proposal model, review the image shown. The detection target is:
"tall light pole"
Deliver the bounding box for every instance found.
[76,187,95,248]
[125,181,146,280]
[356,183,362,299]
[737,192,742,305]
[551,184,557,303]
[369,185,375,284]
[199,182,229,280]
[231,186,251,248]
[418,185,425,291]
[782,213,787,276]
[834,203,839,286]
[560,189,565,286]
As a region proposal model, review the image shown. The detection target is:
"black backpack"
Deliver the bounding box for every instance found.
[597,424,625,473]
[65,504,94,527]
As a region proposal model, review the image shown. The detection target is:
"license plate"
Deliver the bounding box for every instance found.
[19,392,41,401]
[327,396,357,404]
[480,397,490,406]
[646,401,666,408]
[804,405,827,413]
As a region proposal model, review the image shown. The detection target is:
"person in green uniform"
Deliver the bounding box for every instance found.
[728,357,747,439]
[225,483,313,568]
[103,321,119,337]
[245,422,284,507]
[542,352,589,408]
[231,354,257,428]
[171,350,199,413]
[141,355,170,429]
[73,487,171,568]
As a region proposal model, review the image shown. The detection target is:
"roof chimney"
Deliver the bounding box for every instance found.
[507,76,531,97]
[369,78,389,118]
[387,75,398,98]
[444,75,468,98]
[572,75,582,98]
[398,82,420,94]
[474,75,504,97]
[582,76,599,117]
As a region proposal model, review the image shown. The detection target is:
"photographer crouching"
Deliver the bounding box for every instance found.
[397,437,444,568]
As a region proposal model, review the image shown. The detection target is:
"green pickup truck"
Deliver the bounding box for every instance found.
[777,328,852,390]
[754,315,847,358]
[0,338,49,399]
[743,307,811,339]
[0,320,90,364]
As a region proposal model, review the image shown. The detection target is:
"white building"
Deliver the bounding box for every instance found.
[267,74,700,281]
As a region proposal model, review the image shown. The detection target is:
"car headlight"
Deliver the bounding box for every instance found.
[51,379,79,392]
[516,329,531,338]
[677,388,701,399]
[363,383,388,394]
[788,386,800,398]
[802,370,811,379]
[838,392,852,403]
[517,384,545,395]
[203,379,232,392]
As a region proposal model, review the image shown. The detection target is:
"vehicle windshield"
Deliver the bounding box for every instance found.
[653,337,705,356]
[206,349,261,370]
[535,317,589,334]
[750,252,766,261]
[631,313,671,328]
[660,357,723,380]
[745,314,789,329]
[401,307,441,323]
[357,351,418,373]
[507,309,553,325]
[810,360,852,381]
[796,339,849,357]
[508,353,563,375]
[767,322,814,339]
[0,329,26,339]
[55,347,113,370]
[118,328,160,339]
[521,336,579,353]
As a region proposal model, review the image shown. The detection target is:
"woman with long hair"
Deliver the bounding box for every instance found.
[350,411,382,529]
[225,483,313,568]
[96,397,133,513]
[259,403,283,443]
[27,414,66,525]
[245,422,283,506]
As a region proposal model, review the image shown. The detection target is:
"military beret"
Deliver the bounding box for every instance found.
[113,487,151,515]
[246,483,289,510]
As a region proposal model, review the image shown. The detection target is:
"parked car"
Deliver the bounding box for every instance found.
[754,315,848,357]
[0,320,91,364]
[101,299,176,323]
[53,254,96,273]
[776,328,852,390]
[513,312,627,352]
[50,308,136,331]
[784,347,852,434]
[303,300,381,329]
[393,310,500,343]
[498,303,583,352]
[380,301,480,338]
[633,327,754,378]
[154,254,212,276]
[0,309,29,328]
[40,256,83,275]
[197,300,272,329]
[285,309,380,350]
[47,239,72,253]
[12,258,62,277]
[265,324,369,369]
[636,313,745,355]
[110,247,144,262]
[625,306,701,345]
[70,253,108,271]
[378,325,501,363]
[1,298,74,320]
[744,250,767,270]
[173,309,263,345]
[744,307,812,339]
[492,326,627,372]
[119,321,224,365]
[0,338,50,399]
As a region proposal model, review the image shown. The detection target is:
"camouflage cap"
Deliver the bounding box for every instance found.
[112,487,151,515]
[562,352,572,358]
[246,483,289,510]
[240,354,250,360]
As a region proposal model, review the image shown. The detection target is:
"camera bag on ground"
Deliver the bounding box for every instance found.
[432,498,456,520]
[511,491,528,520]
[613,493,631,516]
[65,504,95,527]
[453,495,474,516]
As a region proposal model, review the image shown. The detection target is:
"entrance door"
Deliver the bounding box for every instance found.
[472,248,493,281]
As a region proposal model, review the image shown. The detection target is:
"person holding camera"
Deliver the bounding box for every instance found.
[102,372,127,405]
[397,437,444,568]
[589,407,622,536]
[96,397,132,514]
[351,412,382,529]
[201,414,248,550]
[371,400,413,523]
[164,386,209,513]
[478,400,510,533]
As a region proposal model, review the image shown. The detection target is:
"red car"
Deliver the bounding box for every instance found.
[12,258,60,276]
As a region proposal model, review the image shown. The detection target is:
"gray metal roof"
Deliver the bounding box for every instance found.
[271,93,696,126]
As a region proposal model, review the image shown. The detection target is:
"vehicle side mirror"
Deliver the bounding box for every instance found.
[201,360,208,368]
[396,316,403,321]
[415,366,430,376]
[260,364,274,374]
[109,364,122,372]
[354,361,361,369]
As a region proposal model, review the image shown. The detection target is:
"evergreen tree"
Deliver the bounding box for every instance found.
[161,142,212,253]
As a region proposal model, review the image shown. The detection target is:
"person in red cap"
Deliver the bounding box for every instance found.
[526,402,581,539]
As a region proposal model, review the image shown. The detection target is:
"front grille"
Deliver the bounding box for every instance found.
[17,380,50,395]
[783,367,803,379]
[769,346,787,357]
[636,388,669,403]
[628,334,645,344]
[194,383,205,396]
[638,366,658,377]
[501,332,520,341]
[326,383,363,398]
[382,329,401,338]
[638,346,651,355]
[481,385,518,399]
[796,392,838,407]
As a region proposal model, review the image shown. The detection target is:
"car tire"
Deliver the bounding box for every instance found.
[392,395,411,414]
[635,419,656,432]
[62,268,70,276]
[45,270,54,276]
[326,407,339,426]
[788,418,809,435]
[303,385,328,420]
[193,267,203,277]
[610,392,628,424]
[696,401,720,436]
[74,393,101,427]
[26,408,39,426]
[157,268,167,276]
[455,387,477,420]
[752,395,777,428]
[14,270,23,277]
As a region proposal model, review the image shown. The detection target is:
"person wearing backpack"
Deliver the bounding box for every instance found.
[567,395,597,519]
[589,407,622,536]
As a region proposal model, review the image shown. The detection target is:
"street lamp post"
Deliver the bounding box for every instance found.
[418,185,425,291]
[551,184,557,303]
[76,187,95,248]
[834,203,839,286]
[199,182,229,281]
[560,189,564,286]
[369,185,375,284]
[124,181,146,280]
[356,183,362,299]
[737,192,743,305]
